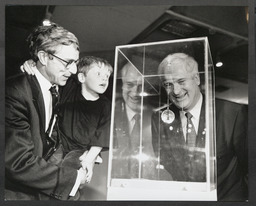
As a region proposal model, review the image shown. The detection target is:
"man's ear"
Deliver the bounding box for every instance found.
[37,51,48,66]
[78,73,85,83]
[194,73,200,86]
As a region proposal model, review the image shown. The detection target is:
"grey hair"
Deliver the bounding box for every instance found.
[158,53,198,78]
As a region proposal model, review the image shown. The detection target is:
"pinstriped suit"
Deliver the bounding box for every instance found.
[5,73,78,200]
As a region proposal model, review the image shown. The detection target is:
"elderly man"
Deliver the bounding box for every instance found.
[151,53,248,201]
[5,23,88,200]
[111,62,159,180]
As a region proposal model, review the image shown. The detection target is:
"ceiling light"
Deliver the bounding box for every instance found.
[42,6,53,26]
[42,19,52,26]
[216,61,223,68]
[215,55,223,68]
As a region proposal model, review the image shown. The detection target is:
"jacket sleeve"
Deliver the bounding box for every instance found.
[151,111,160,157]
[5,83,78,200]
[232,104,248,176]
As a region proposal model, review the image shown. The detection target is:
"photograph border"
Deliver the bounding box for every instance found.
[0,0,255,205]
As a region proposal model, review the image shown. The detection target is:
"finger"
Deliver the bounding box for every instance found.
[85,177,91,184]
[82,164,86,170]
[20,65,24,73]
[79,184,85,189]
[79,154,86,161]
[79,151,88,161]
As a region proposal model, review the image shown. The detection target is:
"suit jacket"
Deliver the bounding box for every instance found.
[152,99,206,182]
[215,99,248,201]
[151,98,248,201]
[5,73,78,200]
[111,98,160,179]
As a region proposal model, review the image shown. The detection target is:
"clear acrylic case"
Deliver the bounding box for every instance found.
[107,37,216,200]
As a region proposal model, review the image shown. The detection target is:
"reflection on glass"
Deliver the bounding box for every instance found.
[161,86,175,124]
[107,37,216,200]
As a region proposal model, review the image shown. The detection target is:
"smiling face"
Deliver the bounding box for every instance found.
[163,61,201,112]
[121,64,142,113]
[43,44,79,86]
[80,63,111,95]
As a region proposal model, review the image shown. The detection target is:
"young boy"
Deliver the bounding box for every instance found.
[21,56,113,183]
[59,56,113,182]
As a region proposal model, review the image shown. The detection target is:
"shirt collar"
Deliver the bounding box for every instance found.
[34,68,57,92]
[186,93,203,121]
[125,104,137,122]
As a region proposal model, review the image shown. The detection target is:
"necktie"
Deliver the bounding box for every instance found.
[49,85,59,115]
[129,113,141,178]
[130,113,141,140]
[185,112,197,147]
[43,85,60,160]
[185,112,206,182]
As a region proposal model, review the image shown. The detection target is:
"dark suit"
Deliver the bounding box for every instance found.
[112,98,160,179]
[215,99,248,201]
[5,73,78,200]
[151,98,248,201]
[152,99,206,182]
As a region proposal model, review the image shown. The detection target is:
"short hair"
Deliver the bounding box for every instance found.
[27,23,79,62]
[120,62,132,79]
[120,62,141,82]
[77,56,113,75]
[158,53,198,78]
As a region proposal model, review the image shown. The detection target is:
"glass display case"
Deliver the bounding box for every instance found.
[107,37,216,200]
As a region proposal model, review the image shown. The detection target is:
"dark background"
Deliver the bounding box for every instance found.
[5,5,249,105]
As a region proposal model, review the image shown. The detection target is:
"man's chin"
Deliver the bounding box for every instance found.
[128,103,141,112]
[174,101,188,110]
[58,80,68,86]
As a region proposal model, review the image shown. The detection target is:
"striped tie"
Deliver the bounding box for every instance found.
[185,112,197,147]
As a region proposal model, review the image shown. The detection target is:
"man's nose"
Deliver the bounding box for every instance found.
[132,84,142,94]
[172,83,181,95]
[68,63,77,74]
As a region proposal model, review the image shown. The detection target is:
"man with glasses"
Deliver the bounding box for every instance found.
[151,53,248,200]
[5,23,88,200]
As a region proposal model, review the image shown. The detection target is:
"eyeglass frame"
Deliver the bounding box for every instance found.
[47,52,79,69]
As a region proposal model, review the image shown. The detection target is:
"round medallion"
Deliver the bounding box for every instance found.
[161,109,175,124]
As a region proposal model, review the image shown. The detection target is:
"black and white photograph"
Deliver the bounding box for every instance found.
[1,0,255,205]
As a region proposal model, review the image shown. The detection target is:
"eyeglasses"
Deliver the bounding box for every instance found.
[48,52,79,69]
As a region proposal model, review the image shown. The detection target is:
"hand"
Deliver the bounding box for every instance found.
[80,160,95,183]
[79,150,89,162]
[20,59,36,75]
[77,167,88,189]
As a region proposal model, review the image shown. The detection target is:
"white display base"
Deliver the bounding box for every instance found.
[107,179,217,201]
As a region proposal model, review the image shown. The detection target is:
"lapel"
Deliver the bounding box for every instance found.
[161,96,206,148]
[113,99,130,148]
[165,105,185,145]
[162,105,186,160]
[27,75,46,137]
[196,97,206,148]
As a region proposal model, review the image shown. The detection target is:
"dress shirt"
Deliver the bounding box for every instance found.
[125,104,138,134]
[180,93,203,141]
[34,68,79,197]
[34,69,53,131]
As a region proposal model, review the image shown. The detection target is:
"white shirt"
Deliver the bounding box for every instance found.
[180,94,203,141]
[125,104,138,134]
[34,69,54,131]
[34,69,79,197]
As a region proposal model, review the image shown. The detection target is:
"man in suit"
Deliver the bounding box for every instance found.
[111,62,160,180]
[5,23,88,200]
[151,53,248,201]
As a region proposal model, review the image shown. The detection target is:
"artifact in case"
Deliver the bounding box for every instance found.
[107,37,216,200]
